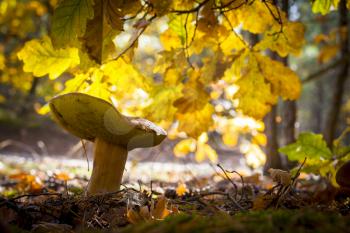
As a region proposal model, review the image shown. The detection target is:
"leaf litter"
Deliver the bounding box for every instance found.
[0,158,350,232]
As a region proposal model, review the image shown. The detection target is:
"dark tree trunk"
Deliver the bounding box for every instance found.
[19,77,39,115]
[314,81,324,133]
[263,106,282,173]
[282,100,296,144]
[279,0,296,147]
[323,0,349,147]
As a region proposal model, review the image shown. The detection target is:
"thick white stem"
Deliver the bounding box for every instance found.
[87,138,128,195]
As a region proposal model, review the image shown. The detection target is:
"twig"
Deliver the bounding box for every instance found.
[291,157,307,186]
[302,58,346,83]
[81,140,89,171]
[112,14,157,62]
[217,164,238,199]
[171,0,210,14]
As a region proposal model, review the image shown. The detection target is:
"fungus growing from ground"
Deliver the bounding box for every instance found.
[336,161,350,188]
[49,93,167,195]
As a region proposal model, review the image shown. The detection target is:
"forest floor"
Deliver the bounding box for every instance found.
[1,154,350,233]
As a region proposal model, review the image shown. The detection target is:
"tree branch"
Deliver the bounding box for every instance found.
[302,58,346,84]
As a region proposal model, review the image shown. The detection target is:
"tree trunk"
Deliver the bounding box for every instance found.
[19,77,39,115]
[279,0,296,147]
[314,81,324,133]
[263,106,282,173]
[323,0,349,147]
[282,101,296,144]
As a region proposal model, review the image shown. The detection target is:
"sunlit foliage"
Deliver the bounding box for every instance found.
[9,0,347,163]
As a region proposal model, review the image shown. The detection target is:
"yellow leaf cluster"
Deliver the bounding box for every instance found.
[219,33,246,56]
[174,138,196,157]
[17,36,80,79]
[237,0,283,34]
[255,22,305,57]
[0,53,5,70]
[174,133,218,163]
[255,54,301,100]
[177,103,214,138]
[173,76,209,113]
[103,59,150,95]
[240,142,266,169]
[143,85,183,124]
[312,0,340,14]
[227,51,301,119]
[235,69,276,119]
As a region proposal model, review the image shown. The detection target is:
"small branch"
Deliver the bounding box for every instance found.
[111,14,157,62]
[171,0,210,14]
[302,58,345,83]
[217,164,238,199]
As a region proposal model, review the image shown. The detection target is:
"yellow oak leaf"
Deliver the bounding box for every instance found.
[195,141,218,163]
[173,75,209,113]
[176,103,214,138]
[103,59,150,95]
[255,21,305,57]
[222,132,239,147]
[318,44,339,63]
[312,0,339,15]
[173,138,196,157]
[143,84,183,124]
[255,54,301,100]
[237,0,284,34]
[160,28,183,51]
[17,36,80,79]
[176,182,187,196]
[223,49,250,83]
[219,33,246,56]
[167,13,195,47]
[163,68,183,86]
[252,133,267,146]
[235,72,276,119]
[0,53,5,70]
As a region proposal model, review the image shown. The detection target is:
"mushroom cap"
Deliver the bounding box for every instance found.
[49,92,167,151]
[336,161,350,188]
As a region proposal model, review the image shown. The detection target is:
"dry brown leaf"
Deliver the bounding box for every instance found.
[127,208,143,224]
[127,196,173,224]
[252,194,273,210]
[151,195,170,220]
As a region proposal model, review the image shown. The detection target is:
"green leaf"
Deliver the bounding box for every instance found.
[17,36,80,79]
[312,0,332,15]
[279,132,332,164]
[51,0,94,46]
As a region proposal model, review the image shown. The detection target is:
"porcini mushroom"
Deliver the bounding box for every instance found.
[49,93,167,195]
[336,161,350,188]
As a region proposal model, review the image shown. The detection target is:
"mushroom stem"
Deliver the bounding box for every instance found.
[87,138,128,195]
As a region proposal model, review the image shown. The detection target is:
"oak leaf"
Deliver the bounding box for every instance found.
[17,36,80,79]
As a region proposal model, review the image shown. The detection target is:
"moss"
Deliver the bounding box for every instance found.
[120,209,350,233]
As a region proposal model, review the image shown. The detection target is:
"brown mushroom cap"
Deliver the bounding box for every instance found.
[336,161,350,188]
[49,92,167,150]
